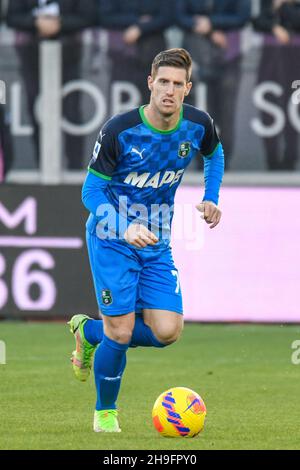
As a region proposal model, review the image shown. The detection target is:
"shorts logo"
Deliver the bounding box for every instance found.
[102,289,113,306]
[178,142,191,158]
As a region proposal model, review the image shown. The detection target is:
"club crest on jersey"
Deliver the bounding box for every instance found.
[102,289,113,306]
[178,142,191,158]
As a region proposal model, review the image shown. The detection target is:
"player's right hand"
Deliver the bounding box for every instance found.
[124,223,159,248]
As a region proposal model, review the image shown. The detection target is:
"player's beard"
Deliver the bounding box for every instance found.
[149,95,180,121]
[161,109,174,118]
[159,100,179,118]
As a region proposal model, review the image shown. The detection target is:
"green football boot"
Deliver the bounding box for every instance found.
[93,410,121,433]
[68,314,97,382]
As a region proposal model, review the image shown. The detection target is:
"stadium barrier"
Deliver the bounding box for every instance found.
[0,185,299,322]
[0,185,97,318]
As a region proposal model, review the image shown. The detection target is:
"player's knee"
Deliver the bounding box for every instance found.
[154,326,182,346]
[106,327,132,345]
[104,313,135,345]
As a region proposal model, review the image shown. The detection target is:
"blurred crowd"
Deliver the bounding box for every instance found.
[1,0,300,180]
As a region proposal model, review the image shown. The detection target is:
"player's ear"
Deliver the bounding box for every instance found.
[148,75,154,91]
[185,81,192,97]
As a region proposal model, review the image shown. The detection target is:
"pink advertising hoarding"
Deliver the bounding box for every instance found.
[172,187,300,323]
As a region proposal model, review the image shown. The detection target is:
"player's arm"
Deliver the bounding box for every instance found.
[82,122,125,228]
[82,122,158,247]
[196,116,225,229]
[82,172,111,216]
[83,180,158,248]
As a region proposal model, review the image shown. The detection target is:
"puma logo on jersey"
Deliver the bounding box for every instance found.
[124,170,185,189]
[131,147,146,159]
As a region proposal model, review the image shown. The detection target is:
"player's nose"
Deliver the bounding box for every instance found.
[166,84,175,95]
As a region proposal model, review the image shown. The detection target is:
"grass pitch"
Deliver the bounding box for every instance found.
[0,322,299,450]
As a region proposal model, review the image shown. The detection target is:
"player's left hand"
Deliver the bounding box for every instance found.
[196,201,222,229]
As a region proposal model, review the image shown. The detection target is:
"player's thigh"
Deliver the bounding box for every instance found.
[143,309,184,344]
[138,247,183,315]
[86,232,141,316]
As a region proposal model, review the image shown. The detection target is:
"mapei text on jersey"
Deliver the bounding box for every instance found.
[124,170,185,189]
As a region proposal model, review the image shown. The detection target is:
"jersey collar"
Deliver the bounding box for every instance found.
[139,105,183,134]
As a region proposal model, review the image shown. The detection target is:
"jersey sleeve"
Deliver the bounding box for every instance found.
[200,114,220,157]
[88,119,120,180]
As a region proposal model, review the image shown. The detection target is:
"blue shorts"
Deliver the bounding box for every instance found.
[86,232,183,316]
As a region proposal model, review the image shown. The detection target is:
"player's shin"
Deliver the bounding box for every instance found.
[94,335,129,411]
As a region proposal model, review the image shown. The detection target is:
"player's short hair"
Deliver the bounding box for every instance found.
[151,48,192,82]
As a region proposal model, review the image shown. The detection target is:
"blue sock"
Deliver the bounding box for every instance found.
[84,319,103,346]
[84,316,166,348]
[94,335,129,411]
[131,315,166,348]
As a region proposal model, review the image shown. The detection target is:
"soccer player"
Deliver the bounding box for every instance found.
[69,48,224,433]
